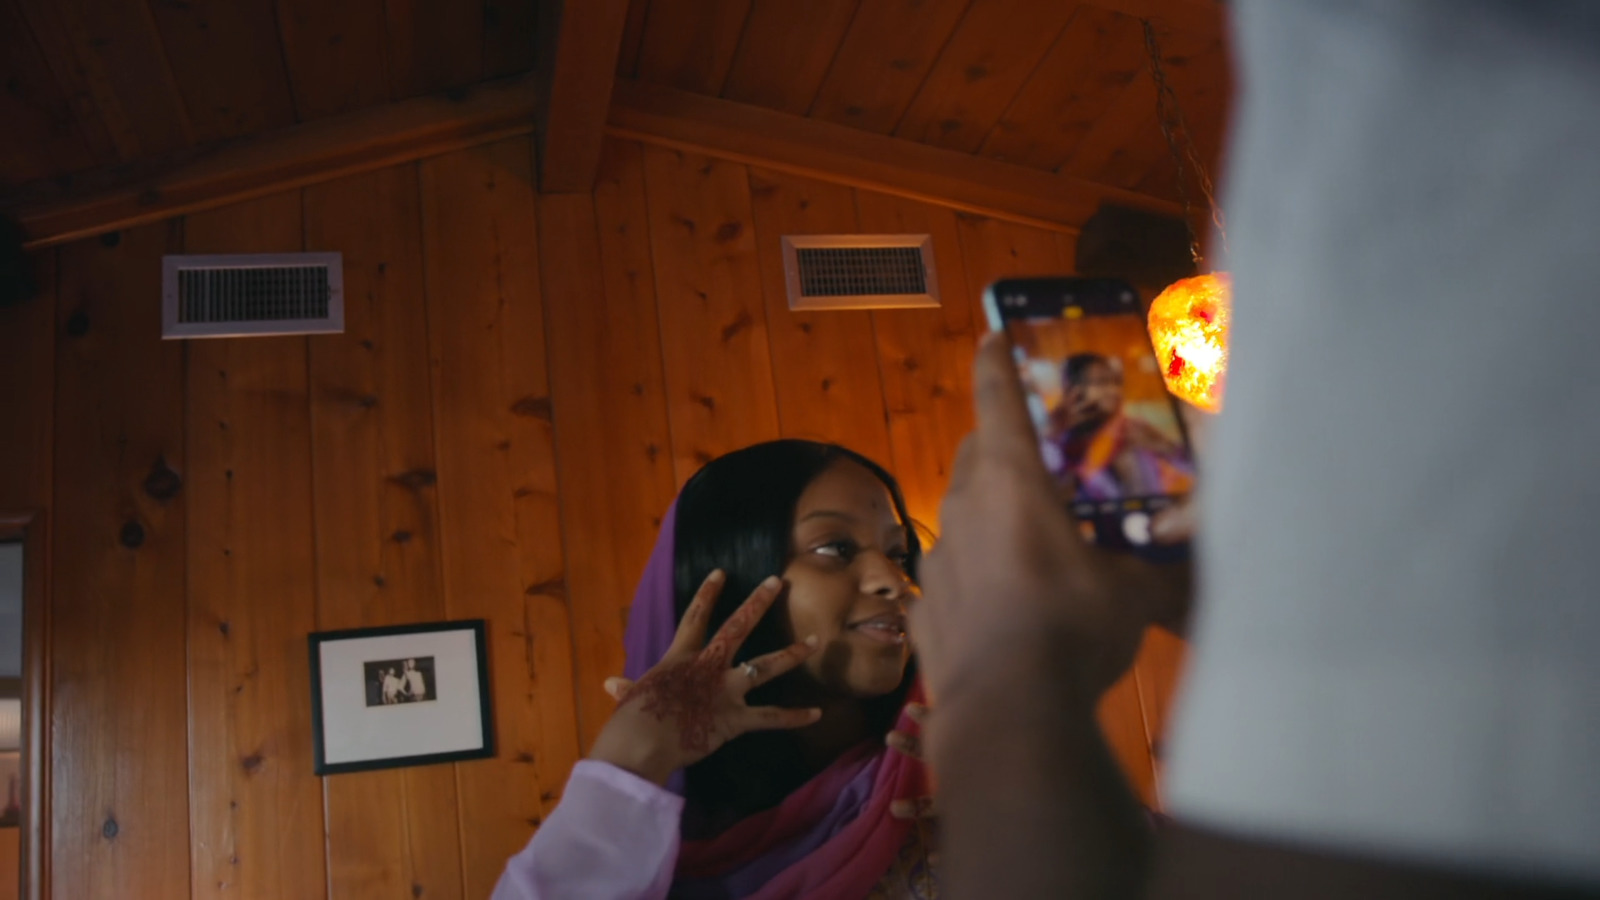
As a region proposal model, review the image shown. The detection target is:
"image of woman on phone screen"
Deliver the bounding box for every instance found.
[1046,353,1195,502]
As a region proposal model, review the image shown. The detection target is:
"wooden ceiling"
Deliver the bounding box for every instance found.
[616,0,1232,205]
[0,0,1230,245]
[0,0,537,188]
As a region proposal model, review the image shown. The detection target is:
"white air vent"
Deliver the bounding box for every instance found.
[161,252,344,339]
[781,235,939,310]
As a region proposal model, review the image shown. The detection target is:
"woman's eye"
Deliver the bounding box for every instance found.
[813,540,856,561]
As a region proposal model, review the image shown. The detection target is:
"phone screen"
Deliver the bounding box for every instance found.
[983,277,1195,552]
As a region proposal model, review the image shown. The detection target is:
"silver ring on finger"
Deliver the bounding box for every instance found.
[741,661,759,682]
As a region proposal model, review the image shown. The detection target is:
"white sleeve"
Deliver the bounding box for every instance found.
[491,760,684,900]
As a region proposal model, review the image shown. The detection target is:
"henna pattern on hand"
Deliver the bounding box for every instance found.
[625,586,771,754]
[703,590,765,661]
[629,656,726,753]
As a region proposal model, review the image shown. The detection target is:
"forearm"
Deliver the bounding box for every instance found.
[931,645,1152,899]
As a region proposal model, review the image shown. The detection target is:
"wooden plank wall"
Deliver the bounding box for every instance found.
[0,829,16,900]
[0,133,1179,898]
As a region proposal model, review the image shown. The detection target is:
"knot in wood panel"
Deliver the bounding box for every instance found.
[65,309,90,337]
[143,457,182,502]
[119,520,145,549]
[524,577,565,598]
[510,396,553,421]
[719,312,751,342]
[389,468,437,490]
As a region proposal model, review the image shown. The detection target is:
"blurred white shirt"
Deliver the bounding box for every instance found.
[1167,0,1600,886]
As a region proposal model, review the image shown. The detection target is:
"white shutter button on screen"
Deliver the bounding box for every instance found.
[1122,511,1152,545]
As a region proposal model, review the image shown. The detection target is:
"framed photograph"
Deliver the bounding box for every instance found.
[308,619,494,775]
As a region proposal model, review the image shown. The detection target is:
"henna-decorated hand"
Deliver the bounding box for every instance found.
[588,571,821,786]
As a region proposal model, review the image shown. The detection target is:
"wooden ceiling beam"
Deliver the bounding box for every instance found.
[606,79,1181,234]
[4,50,1202,249]
[535,0,632,193]
[4,73,541,251]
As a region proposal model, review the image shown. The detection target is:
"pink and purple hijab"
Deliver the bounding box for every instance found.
[623,500,931,899]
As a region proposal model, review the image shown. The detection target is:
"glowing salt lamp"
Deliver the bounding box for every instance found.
[1147,271,1231,412]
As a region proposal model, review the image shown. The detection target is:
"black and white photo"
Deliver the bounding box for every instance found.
[363,656,436,706]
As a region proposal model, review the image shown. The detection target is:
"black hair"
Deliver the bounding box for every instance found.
[671,439,920,834]
[1063,352,1112,388]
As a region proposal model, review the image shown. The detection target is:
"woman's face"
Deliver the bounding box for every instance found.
[1076,360,1124,420]
[781,460,915,699]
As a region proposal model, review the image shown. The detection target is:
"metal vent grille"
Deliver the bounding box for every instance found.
[782,235,939,310]
[162,253,344,339]
[178,267,329,323]
[795,246,927,297]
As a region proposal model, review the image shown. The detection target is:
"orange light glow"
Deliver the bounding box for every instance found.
[1147,272,1231,412]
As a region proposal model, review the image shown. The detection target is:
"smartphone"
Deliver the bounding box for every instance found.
[982,277,1196,557]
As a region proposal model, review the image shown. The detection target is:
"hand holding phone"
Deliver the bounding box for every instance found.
[911,334,1194,709]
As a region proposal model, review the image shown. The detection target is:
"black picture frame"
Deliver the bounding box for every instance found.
[308,619,495,776]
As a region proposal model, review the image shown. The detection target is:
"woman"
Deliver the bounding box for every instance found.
[493,440,936,899]
[1049,353,1194,502]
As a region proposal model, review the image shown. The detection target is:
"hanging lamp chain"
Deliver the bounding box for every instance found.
[1142,19,1229,268]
